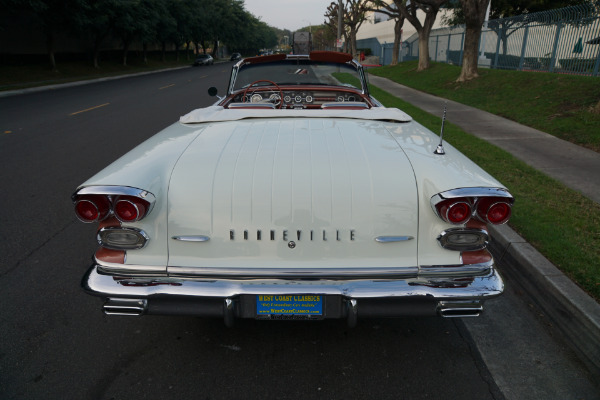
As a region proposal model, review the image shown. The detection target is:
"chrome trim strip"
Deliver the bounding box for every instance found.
[74,185,156,202]
[83,265,504,300]
[375,236,414,243]
[172,235,211,242]
[431,187,514,208]
[167,266,420,279]
[321,102,368,109]
[419,263,492,277]
[95,259,493,279]
[437,300,483,318]
[95,255,166,275]
[103,298,147,316]
[228,103,276,109]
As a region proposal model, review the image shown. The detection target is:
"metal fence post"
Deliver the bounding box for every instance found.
[434,35,439,62]
[493,28,501,69]
[518,26,529,71]
[594,46,600,77]
[447,34,451,63]
[549,22,562,73]
[459,32,465,66]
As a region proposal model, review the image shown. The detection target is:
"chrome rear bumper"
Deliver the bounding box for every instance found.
[82,264,503,326]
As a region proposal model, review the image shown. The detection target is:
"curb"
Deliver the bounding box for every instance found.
[488,224,600,376]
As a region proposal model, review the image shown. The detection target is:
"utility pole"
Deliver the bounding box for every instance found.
[337,0,343,51]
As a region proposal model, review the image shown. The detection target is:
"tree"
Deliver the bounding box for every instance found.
[137,0,165,64]
[4,0,79,70]
[365,0,406,65]
[112,0,141,66]
[394,0,449,71]
[344,0,371,57]
[75,0,118,68]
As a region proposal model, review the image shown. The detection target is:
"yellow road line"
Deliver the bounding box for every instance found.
[70,103,110,116]
[159,84,176,90]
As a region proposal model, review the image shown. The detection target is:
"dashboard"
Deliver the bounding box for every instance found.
[229,88,369,109]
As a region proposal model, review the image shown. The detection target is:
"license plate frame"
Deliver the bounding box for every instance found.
[256,294,323,320]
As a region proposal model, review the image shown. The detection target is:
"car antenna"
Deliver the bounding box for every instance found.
[434,102,448,155]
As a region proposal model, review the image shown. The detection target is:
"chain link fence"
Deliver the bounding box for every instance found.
[361,3,600,76]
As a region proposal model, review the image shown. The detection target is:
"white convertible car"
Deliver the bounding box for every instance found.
[73,51,513,326]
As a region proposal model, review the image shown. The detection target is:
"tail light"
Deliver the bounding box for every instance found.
[431,188,514,226]
[435,199,472,225]
[476,198,512,225]
[72,186,155,224]
[75,195,110,223]
[114,197,149,222]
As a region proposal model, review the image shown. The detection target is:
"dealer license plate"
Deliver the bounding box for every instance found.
[256,295,323,320]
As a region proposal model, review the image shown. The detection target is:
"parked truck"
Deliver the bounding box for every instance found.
[292,31,312,55]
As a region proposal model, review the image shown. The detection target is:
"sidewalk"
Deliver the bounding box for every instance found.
[369,75,600,204]
[369,75,600,376]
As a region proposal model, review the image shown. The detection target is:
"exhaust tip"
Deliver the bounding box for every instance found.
[103,298,147,316]
[437,300,483,318]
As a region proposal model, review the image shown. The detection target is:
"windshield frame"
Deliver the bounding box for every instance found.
[227,53,370,97]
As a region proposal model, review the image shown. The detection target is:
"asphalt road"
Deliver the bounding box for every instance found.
[1,66,598,400]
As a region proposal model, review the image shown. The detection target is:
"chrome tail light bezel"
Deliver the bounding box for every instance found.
[72,186,156,223]
[431,187,514,226]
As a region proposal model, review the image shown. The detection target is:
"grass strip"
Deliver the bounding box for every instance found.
[336,72,600,300]
[368,61,600,152]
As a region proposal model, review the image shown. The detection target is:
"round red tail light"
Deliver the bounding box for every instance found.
[75,196,110,223]
[436,199,472,225]
[486,202,511,224]
[114,197,148,222]
[446,202,472,224]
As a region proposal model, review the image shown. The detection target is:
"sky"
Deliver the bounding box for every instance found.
[242,0,331,32]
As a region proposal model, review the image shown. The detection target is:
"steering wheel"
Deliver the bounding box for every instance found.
[242,80,284,109]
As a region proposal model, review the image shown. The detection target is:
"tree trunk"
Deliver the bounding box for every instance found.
[416,29,430,70]
[46,31,57,71]
[122,38,131,66]
[458,26,481,81]
[213,39,219,58]
[391,18,404,66]
[457,0,490,82]
[161,42,166,62]
[93,39,101,68]
[143,42,148,64]
[349,28,357,58]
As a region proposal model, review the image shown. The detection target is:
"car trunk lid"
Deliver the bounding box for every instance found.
[167,118,418,271]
